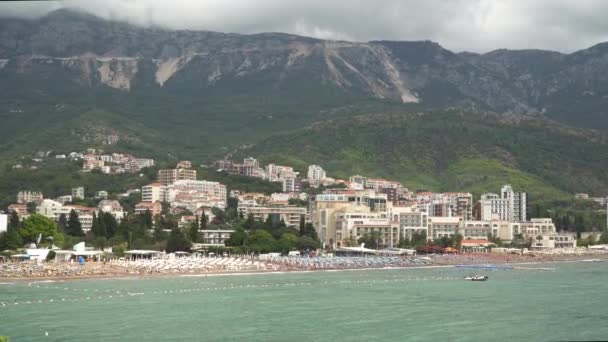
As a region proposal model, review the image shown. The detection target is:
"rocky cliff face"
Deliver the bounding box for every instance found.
[2,9,608,128]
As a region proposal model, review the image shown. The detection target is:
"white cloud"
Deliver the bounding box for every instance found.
[1,0,608,52]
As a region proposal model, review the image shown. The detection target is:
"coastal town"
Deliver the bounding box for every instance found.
[1,154,608,279]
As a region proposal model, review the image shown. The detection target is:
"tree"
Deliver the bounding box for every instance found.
[225,227,247,246]
[358,232,381,249]
[277,233,298,254]
[344,236,359,247]
[243,213,255,230]
[142,210,153,230]
[0,230,23,250]
[100,212,118,238]
[153,219,167,242]
[19,214,63,246]
[246,230,276,253]
[8,211,20,233]
[600,232,608,244]
[297,235,320,251]
[26,202,36,214]
[57,213,67,233]
[91,213,106,238]
[165,228,191,253]
[299,215,306,236]
[66,210,84,237]
[188,220,199,243]
[200,212,207,230]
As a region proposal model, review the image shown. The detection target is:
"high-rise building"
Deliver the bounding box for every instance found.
[501,185,527,222]
[479,185,527,222]
[307,165,327,187]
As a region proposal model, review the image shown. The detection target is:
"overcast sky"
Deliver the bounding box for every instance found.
[1,0,608,52]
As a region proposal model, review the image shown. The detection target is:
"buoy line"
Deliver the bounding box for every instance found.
[1,276,465,308]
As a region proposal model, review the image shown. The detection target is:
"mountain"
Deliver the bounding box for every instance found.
[0,9,607,196]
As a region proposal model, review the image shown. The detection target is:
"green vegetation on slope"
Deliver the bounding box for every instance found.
[243,111,608,200]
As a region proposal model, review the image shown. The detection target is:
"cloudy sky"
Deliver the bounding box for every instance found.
[1,0,608,52]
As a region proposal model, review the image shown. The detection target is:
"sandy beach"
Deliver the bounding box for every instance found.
[2,251,608,282]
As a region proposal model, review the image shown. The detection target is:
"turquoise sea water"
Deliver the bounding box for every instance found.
[2,261,608,341]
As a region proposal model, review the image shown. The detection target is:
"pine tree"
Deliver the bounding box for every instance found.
[299,215,306,236]
[8,211,20,233]
[66,210,84,236]
[243,213,255,230]
[200,212,207,230]
[188,220,199,243]
[57,213,67,233]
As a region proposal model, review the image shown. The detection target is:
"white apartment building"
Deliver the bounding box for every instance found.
[97,200,125,221]
[165,180,227,211]
[17,191,43,204]
[142,183,163,203]
[71,187,85,200]
[307,165,327,187]
[36,199,94,231]
[335,211,400,248]
[94,191,109,200]
[461,221,493,240]
[238,205,308,227]
[479,193,510,221]
[428,217,462,240]
[390,206,429,239]
[501,185,527,222]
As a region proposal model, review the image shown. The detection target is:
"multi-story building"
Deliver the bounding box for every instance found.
[165,180,227,211]
[366,178,402,191]
[282,177,302,193]
[479,193,510,221]
[71,187,85,200]
[97,200,125,221]
[135,202,162,217]
[307,165,327,187]
[428,217,462,240]
[501,185,527,222]
[126,158,155,172]
[348,175,368,188]
[390,206,429,239]
[36,199,95,230]
[8,204,28,218]
[461,221,492,240]
[158,168,197,186]
[309,190,388,247]
[215,158,264,178]
[176,160,192,169]
[142,183,163,203]
[266,164,298,182]
[238,205,308,227]
[17,191,43,204]
[94,191,108,200]
[335,211,399,248]
[198,230,234,245]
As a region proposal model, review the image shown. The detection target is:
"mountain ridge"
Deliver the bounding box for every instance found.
[0,9,607,198]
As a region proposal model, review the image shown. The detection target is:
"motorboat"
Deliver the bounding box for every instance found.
[464,275,488,281]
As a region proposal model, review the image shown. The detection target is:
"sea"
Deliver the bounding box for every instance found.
[2,261,608,341]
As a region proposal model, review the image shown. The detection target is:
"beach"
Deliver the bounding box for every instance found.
[2,250,608,282]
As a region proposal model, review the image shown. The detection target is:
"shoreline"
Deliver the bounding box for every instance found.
[2,253,607,283]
